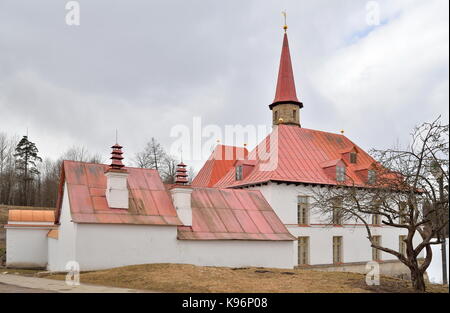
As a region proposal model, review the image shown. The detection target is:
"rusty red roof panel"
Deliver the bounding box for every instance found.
[192,145,248,188]
[272,33,300,105]
[178,187,294,241]
[214,125,378,188]
[58,161,182,226]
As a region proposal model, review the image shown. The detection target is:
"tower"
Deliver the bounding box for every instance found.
[269,18,303,127]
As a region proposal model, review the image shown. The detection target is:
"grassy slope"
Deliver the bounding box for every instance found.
[42,263,449,293]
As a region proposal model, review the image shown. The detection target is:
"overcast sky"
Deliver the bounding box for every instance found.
[0,0,448,171]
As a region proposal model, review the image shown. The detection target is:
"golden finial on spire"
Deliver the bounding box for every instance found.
[282,10,288,32]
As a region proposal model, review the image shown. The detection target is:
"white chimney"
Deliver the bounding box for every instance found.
[105,171,129,209]
[170,186,193,226]
[105,143,129,209]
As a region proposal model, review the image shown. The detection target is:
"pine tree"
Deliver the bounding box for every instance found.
[14,135,42,205]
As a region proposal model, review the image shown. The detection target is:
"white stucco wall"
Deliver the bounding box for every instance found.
[74,224,180,271]
[253,182,423,266]
[6,227,50,268]
[47,182,77,272]
[177,240,295,269]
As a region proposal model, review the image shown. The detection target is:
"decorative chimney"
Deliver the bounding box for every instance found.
[105,143,129,209]
[170,162,193,226]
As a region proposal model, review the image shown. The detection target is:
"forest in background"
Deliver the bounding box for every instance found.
[0,132,192,208]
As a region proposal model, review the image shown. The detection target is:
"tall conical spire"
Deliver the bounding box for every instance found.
[269,21,303,127]
[271,33,302,107]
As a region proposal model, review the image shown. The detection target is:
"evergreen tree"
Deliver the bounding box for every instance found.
[14,135,42,205]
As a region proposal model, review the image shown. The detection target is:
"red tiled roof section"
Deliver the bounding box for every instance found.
[214,125,377,188]
[177,188,294,241]
[58,161,182,226]
[192,145,248,188]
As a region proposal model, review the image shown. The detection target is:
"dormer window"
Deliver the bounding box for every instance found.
[350,152,357,164]
[235,165,243,181]
[368,170,376,185]
[336,166,346,182]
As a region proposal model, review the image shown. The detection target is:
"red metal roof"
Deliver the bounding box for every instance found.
[271,33,301,107]
[177,187,294,241]
[213,125,378,188]
[8,210,55,223]
[57,161,182,226]
[192,145,248,188]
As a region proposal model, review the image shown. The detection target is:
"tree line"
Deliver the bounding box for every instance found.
[0,133,193,208]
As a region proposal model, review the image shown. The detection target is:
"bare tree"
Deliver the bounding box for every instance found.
[313,117,448,292]
[61,146,103,163]
[134,138,166,170]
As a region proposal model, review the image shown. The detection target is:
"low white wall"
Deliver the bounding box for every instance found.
[177,240,294,269]
[74,224,180,271]
[6,228,50,268]
[68,223,295,271]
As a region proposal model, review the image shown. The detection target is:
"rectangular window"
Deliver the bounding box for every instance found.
[399,202,407,225]
[372,236,381,261]
[368,170,376,185]
[235,165,243,180]
[336,166,346,182]
[297,196,310,225]
[293,110,296,119]
[350,152,357,164]
[298,237,310,265]
[372,213,381,225]
[333,236,343,263]
[332,198,343,225]
[399,235,407,257]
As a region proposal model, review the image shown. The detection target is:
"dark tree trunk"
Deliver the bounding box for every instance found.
[410,264,426,292]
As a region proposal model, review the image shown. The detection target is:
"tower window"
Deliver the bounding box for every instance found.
[293,110,296,119]
[274,111,279,123]
[350,152,357,164]
[235,165,243,181]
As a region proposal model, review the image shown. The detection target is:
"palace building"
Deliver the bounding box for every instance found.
[5,27,421,274]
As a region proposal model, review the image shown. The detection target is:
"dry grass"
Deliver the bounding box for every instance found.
[42,263,449,293]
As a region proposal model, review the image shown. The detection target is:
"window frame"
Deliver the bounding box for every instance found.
[350,152,357,164]
[368,170,376,185]
[297,196,310,225]
[336,166,346,182]
[372,235,382,261]
[235,165,243,181]
[298,236,310,265]
[333,236,343,264]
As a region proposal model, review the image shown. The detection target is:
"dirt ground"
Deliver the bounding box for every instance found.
[41,263,449,293]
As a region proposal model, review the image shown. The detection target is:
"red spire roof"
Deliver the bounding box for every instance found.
[108,143,126,171]
[270,33,303,109]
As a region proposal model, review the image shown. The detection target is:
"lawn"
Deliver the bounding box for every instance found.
[41,263,449,293]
